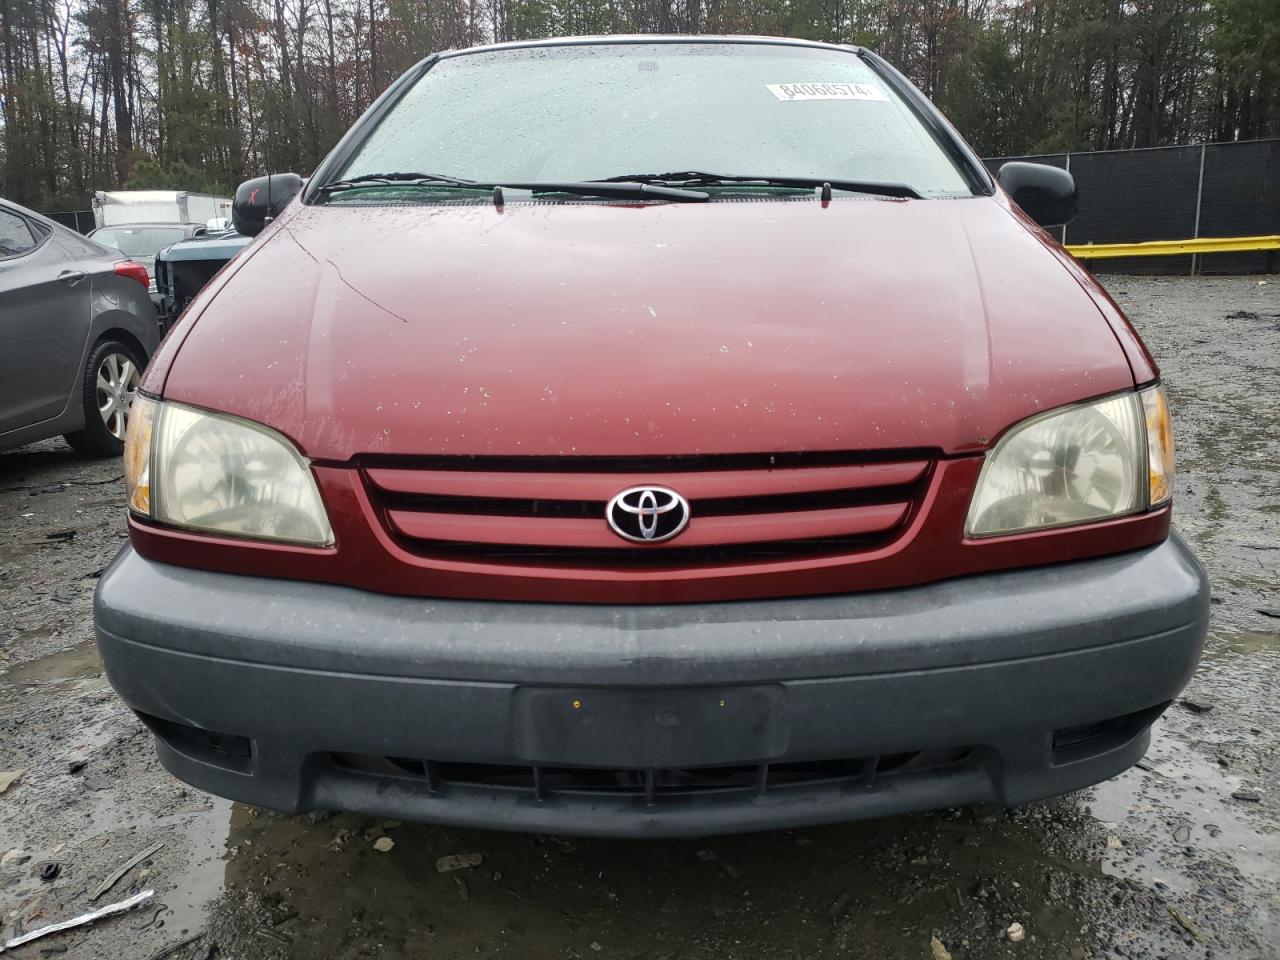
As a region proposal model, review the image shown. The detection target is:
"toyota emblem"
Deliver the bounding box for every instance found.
[606,486,690,543]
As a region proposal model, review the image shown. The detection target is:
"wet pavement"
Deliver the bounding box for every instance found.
[1,275,1277,959]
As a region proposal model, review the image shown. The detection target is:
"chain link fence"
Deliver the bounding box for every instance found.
[985,139,1280,274]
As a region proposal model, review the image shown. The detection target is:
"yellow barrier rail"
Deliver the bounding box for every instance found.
[1066,235,1280,259]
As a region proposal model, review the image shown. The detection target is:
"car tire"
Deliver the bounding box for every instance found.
[64,339,145,457]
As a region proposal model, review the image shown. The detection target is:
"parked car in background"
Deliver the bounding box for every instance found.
[92,190,232,229]
[88,221,207,307]
[153,228,253,330]
[97,36,1207,837]
[0,197,159,455]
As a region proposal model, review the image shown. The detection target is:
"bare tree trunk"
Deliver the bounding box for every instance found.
[369,0,378,97]
[104,0,133,180]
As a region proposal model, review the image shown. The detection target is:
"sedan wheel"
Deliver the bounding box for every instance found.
[65,338,147,457]
[96,351,140,440]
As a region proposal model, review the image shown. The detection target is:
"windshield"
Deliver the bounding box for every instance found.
[333,43,973,198]
[91,225,187,257]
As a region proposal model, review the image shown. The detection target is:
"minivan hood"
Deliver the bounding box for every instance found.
[162,197,1136,460]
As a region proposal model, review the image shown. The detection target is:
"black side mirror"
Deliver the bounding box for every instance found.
[233,173,304,236]
[996,162,1078,228]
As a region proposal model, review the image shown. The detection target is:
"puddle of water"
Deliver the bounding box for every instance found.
[154,798,235,938]
[1091,723,1280,940]
[200,800,1103,959]
[0,731,233,958]
[0,637,102,687]
[1209,629,1280,657]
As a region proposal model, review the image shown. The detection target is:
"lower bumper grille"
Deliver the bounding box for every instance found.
[329,748,975,804]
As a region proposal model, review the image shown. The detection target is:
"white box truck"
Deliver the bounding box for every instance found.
[92,190,233,228]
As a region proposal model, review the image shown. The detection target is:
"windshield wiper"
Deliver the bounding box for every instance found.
[499,181,708,202]
[316,172,481,193]
[317,173,708,202]
[594,170,921,200]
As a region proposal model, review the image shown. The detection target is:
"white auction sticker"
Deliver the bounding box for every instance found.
[766,82,889,102]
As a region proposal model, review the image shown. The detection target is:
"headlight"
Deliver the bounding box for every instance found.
[124,398,334,546]
[966,385,1173,538]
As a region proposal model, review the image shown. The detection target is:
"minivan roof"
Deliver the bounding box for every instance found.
[432,34,867,63]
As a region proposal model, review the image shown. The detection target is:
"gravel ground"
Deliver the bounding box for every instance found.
[1,275,1277,960]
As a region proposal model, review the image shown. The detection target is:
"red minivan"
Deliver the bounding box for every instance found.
[95,36,1208,837]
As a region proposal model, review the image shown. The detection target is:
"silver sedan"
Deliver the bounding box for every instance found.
[0,198,161,456]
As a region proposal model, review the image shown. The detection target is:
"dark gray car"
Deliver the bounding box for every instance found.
[0,198,160,456]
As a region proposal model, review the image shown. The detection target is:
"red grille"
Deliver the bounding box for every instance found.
[361,453,933,568]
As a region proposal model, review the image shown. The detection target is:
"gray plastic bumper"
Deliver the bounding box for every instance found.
[95,535,1209,837]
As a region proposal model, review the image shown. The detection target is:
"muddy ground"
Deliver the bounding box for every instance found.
[1,275,1277,960]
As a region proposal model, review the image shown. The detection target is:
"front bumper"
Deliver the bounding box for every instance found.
[95,536,1208,837]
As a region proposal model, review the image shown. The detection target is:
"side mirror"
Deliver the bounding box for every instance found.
[232,173,303,236]
[996,162,1078,228]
